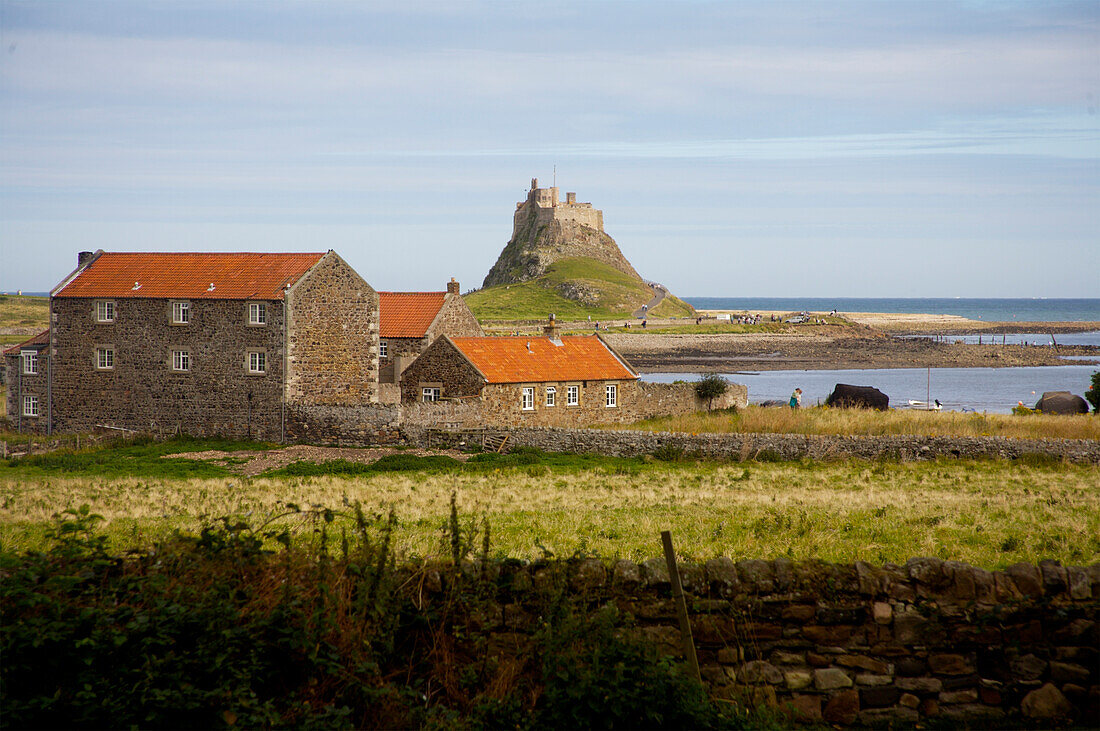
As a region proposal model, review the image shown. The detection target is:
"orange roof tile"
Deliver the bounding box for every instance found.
[53,252,325,300]
[449,335,637,384]
[3,329,49,355]
[379,292,447,338]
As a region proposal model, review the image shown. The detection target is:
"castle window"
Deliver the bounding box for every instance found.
[521,387,535,411]
[23,395,39,417]
[172,350,190,372]
[248,303,267,326]
[96,347,114,370]
[247,350,266,374]
[545,386,556,407]
[422,387,440,402]
[22,350,37,375]
[567,384,579,406]
[380,340,388,359]
[96,300,115,323]
[605,384,617,408]
[172,301,190,324]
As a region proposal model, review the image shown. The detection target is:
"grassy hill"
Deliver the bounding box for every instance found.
[0,294,49,347]
[466,257,694,321]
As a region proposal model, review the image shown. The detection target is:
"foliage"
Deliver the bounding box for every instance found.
[1087,371,1100,413]
[1,505,754,730]
[695,373,730,405]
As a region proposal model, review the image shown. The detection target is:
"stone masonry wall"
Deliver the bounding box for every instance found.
[4,352,49,433]
[284,403,404,446]
[49,296,286,438]
[399,338,485,403]
[636,381,747,419]
[412,557,1098,725]
[427,294,484,341]
[286,252,379,405]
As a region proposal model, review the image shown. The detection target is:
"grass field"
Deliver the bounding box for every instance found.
[0,294,49,346]
[625,404,1100,441]
[2,440,1096,569]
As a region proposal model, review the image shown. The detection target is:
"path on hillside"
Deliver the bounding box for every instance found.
[632,282,666,319]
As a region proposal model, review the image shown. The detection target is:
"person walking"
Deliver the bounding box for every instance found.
[789,388,802,409]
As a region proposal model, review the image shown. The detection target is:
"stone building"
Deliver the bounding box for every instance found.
[378,278,483,388]
[19,249,379,437]
[3,329,50,432]
[399,317,642,427]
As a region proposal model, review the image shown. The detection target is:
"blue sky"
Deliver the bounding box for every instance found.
[1,1,1097,297]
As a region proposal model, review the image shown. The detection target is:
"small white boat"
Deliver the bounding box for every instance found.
[907,399,943,411]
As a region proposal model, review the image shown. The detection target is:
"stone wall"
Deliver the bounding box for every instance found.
[410,556,1098,725]
[4,352,49,433]
[49,296,287,438]
[399,337,486,403]
[284,403,404,446]
[427,293,483,341]
[493,428,1100,464]
[286,252,379,405]
[636,381,747,418]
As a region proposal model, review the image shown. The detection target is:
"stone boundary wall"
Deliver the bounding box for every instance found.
[636,381,747,418]
[284,404,404,446]
[411,557,1098,725]
[491,428,1100,464]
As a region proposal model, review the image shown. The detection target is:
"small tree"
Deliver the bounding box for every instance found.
[694,373,728,409]
[1086,371,1100,414]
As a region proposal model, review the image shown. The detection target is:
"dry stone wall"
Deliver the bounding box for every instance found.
[406,557,1099,725]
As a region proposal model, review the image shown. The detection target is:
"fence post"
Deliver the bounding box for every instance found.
[661,530,701,684]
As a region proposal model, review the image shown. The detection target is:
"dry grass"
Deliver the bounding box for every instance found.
[623,405,1100,441]
[2,459,1097,569]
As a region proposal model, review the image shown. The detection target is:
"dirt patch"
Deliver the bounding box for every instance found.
[167,444,472,476]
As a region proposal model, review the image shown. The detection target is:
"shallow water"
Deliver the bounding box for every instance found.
[901,331,1100,347]
[642,364,1099,414]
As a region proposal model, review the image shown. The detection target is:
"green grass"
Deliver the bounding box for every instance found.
[467,257,693,320]
[2,440,1096,569]
[0,294,49,334]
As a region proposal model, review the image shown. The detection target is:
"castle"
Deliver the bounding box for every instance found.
[513,178,604,235]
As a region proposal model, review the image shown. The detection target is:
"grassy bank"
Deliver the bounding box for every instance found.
[0,293,49,346]
[2,442,1097,568]
[624,404,1100,441]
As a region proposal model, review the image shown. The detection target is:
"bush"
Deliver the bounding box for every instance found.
[694,373,729,406]
[1087,371,1100,414]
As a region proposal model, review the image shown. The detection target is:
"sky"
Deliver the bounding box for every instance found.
[1,1,1098,298]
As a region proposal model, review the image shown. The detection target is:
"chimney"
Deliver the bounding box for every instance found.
[543,314,562,345]
[447,277,460,295]
[77,251,94,268]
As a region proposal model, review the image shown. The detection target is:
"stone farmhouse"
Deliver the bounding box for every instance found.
[378,278,483,394]
[14,250,379,438]
[4,329,50,433]
[399,317,644,427]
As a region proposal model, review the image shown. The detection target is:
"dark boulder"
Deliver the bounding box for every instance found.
[826,384,889,411]
[759,400,787,408]
[1034,391,1088,415]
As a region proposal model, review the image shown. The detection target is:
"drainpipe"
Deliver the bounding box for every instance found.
[281,298,287,443]
[47,347,53,436]
[15,362,21,433]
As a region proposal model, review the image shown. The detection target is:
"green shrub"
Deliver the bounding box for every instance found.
[1087,371,1100,414]
[695,372,729,406]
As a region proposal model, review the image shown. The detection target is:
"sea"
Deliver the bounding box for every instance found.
[660,298,1100,413]
[684,297,1100,323]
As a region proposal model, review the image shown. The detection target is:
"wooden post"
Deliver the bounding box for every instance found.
[661,530,701,684]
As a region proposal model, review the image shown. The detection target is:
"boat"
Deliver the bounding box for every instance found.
[907,399,943,411]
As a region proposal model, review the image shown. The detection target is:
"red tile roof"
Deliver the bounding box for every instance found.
[449,335,637,384]
[53,252,325,300]
[379,292,446,338]
[3,329,49,355]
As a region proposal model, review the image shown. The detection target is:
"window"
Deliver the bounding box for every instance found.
[172,301,190,324]
[567,385,579,406]
[96,347,114,370]
[422,387,440,402]
[96,301,115,323]
[248,351,266,374]
[22,350,37,375]
[545,386,556,407]
[379,340,388,359]
[172,350,190,372]
[522,386,535,411]
[248,303,267,325]
[23,395,39,417]
[605,384,617,408]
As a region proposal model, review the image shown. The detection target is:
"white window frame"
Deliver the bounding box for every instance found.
[96,300,115,323]
[605,383,618,408]
[421,387,440,402]
[172,350,190,372]
[171,301,190,324]
[23,395,39,417]
[545,386,556,407]
[567,384,579,406]
[96,347,114,370]
[379,340,388,359]
[22,350,38,375]
[248,302,267,326]
[521,386,535,411]
[247,350,266,374]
